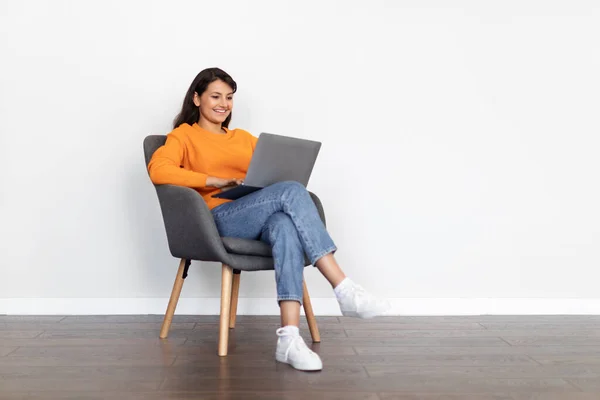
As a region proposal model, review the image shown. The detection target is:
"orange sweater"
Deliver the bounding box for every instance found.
[148,123,258,210]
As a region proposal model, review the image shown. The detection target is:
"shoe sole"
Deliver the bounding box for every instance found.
[276,354,323,371]
[342,305,392,319]
[342,310,377,319]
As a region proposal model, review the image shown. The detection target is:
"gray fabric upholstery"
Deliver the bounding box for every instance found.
[222,238,311,267]
[309,192,326,227]
[143,135,326,271]
[154,184,229,262]
[224,253,275,271]
[143,135,167,169]
[222,237,272,257]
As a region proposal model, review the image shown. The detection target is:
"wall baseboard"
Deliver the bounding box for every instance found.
[3,297,600,315]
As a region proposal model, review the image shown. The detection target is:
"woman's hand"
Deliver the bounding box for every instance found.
[207,176,243,188]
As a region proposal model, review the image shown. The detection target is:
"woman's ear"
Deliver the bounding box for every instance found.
[193,92,201,107]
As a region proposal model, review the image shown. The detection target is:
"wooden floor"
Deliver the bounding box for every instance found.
[2,315,600,399]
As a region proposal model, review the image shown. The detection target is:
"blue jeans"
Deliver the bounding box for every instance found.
[211,181,337,305]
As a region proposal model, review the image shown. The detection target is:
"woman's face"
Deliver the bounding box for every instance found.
[194,79,233,126]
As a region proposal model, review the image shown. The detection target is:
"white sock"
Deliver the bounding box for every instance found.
[334,277,354,298]
[277,325,300,348]
[279,325,299,336]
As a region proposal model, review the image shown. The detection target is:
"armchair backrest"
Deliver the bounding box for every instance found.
[143,135,167,170]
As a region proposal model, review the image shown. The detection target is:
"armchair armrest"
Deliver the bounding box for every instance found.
[154,184,228,262]
[309,191,327,227]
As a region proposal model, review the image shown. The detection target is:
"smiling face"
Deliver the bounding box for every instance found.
[193,79,234,127]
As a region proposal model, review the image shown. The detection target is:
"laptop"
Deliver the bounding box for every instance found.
[212,132,322,200]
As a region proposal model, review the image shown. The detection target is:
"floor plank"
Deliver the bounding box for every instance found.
[0,322,194,333]
[58,315,207,323]
[346,329,600,338]
[511,394,600,400]
[503,337,600,346]
[0,316,65,322]
[0,378,161,392]
[0,354,176,367]
[160,376,577,393]
[0,346,18,356]
[0,331,44,339]
[366,365,600,379]
[354,346,600,356]
[0,337,187,347]
[379,394,516,400]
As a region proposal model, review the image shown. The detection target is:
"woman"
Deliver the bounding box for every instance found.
[148,67,390,371]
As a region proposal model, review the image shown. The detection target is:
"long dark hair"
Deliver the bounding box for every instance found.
[173,68,237,129]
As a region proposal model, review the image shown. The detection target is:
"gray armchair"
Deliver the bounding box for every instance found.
[143,135,324,356]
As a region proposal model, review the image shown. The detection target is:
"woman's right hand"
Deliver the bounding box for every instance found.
[207,176,244,188]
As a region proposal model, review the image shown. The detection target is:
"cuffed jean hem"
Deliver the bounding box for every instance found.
[277,295,303,305]
[310,245,338,266]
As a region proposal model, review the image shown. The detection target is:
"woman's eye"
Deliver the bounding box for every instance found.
[211,96,219,99]
[227,97,233,100]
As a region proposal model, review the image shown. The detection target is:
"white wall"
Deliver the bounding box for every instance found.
[1,0,599,315]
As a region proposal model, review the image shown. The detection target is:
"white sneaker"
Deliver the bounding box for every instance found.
[275,328,323,371]
[336,281,392,319]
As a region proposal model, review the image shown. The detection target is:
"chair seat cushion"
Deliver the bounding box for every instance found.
[221,237,273,257]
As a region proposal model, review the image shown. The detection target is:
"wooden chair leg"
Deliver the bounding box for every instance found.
[229,271,241,329]
[302,280,321,343]
[160,259,188,339]
[218,264,234,356]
